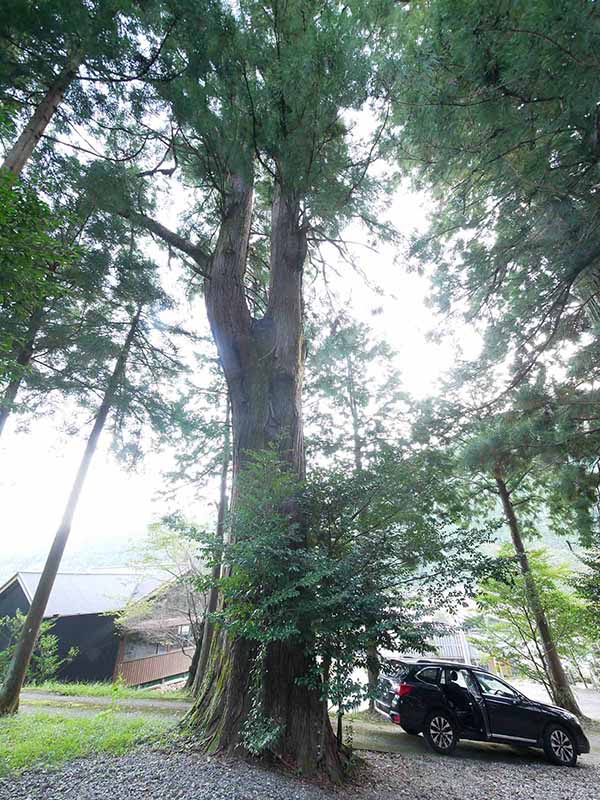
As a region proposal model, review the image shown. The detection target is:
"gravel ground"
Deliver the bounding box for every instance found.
[358,751,600,800]
[2,747,599,800]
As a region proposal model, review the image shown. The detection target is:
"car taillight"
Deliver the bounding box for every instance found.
[395,682,413,697]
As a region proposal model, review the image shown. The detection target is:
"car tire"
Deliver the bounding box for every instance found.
[401,726,420,736]
[423,711,458,755]
[543,724,578,767]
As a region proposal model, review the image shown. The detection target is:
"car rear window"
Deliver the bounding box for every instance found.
[385,660,410,680]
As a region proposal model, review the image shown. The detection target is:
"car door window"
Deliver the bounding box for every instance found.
[475,673,519,699]
[416,667,440,684]
[442,668,478,694]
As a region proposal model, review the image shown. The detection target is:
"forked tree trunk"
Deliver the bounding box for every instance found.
[495,473,584,717]
[2,50,83,176]
[0,306,142,714]
[0,305,45,439]
[184,175,344,780]
[192,395,230,694]
[110,173,343,777]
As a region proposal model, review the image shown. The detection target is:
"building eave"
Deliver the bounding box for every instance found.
[0,572,32,604]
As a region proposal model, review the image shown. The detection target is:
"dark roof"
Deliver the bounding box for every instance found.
[0,571,166,617]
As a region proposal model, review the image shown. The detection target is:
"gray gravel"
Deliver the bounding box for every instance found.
[2,747,599,800]
[359,751,600,800]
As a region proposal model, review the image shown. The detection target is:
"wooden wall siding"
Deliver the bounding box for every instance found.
[116,647,194,686]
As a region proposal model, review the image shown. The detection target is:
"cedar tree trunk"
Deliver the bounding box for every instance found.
[2,50,83,176]
[0,304,45,439]
[0,306,141,714]
[184,175,343,780]
[192,394,230,694]
[495,472,583,717]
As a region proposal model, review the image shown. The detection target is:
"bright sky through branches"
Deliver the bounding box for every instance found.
[0,177,478,580]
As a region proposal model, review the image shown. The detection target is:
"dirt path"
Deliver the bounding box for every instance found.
[20,690,189,714]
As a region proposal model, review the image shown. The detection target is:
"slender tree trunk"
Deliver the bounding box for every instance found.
[192,395,230,695]
[185,636,202,690]
[495,473,584,717]
[0,305,45,439]
[0,306,142,714]
[185,175,343,780]
[344,354,379,713]
[345,355,363,473]
[2,50,83,176]
[366,643,379,714]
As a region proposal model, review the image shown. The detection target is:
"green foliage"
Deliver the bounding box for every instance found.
[162,344,230,500]
[0,614,77,685]
[575,538,600,641]
[0,710,172,776]
[469,547,596,693]
[0,0,167,146]
[195,448,498,720]
[0,173,74,379]
[116,518,205,649]
[305,311,408,468]
[392,3,600,548]
[241,643,283,757]
[393,0,600,373]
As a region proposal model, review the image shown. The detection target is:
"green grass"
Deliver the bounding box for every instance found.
[0,710,174,776]
[30,680,191,701]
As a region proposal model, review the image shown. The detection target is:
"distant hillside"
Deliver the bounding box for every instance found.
[494,517,583,568]
[0,532,146,585]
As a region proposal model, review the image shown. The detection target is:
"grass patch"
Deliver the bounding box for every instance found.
[0,710,173,776]
[30,680,190,701]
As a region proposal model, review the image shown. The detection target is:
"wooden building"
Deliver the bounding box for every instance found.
[0,571,197,686]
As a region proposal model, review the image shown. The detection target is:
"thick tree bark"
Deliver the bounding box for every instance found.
[192,395,230,695]
[495,473,584,717]
[0,305,45,439]
[0,306,142,714]
[185,177,343,780]
[2,50,83,176]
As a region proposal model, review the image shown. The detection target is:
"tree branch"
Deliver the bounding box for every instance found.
[119,209,210,275]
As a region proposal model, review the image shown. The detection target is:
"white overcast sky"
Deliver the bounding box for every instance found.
[0,175,476,580]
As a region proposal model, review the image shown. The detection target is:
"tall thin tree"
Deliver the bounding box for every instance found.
[0,304,141,714]
[494,470,583,717]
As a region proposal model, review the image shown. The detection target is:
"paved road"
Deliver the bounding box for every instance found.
[19,689,600,766]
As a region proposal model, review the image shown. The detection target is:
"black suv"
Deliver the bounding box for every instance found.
[375,660,590,766]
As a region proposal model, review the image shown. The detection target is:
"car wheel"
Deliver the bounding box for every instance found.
[423,712,458,755]
[543,725,578,767]
[401,726,420,736]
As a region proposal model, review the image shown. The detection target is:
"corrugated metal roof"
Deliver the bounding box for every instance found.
[15,571,166,617]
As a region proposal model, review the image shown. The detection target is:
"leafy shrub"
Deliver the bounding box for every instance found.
[0,613,78,685]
